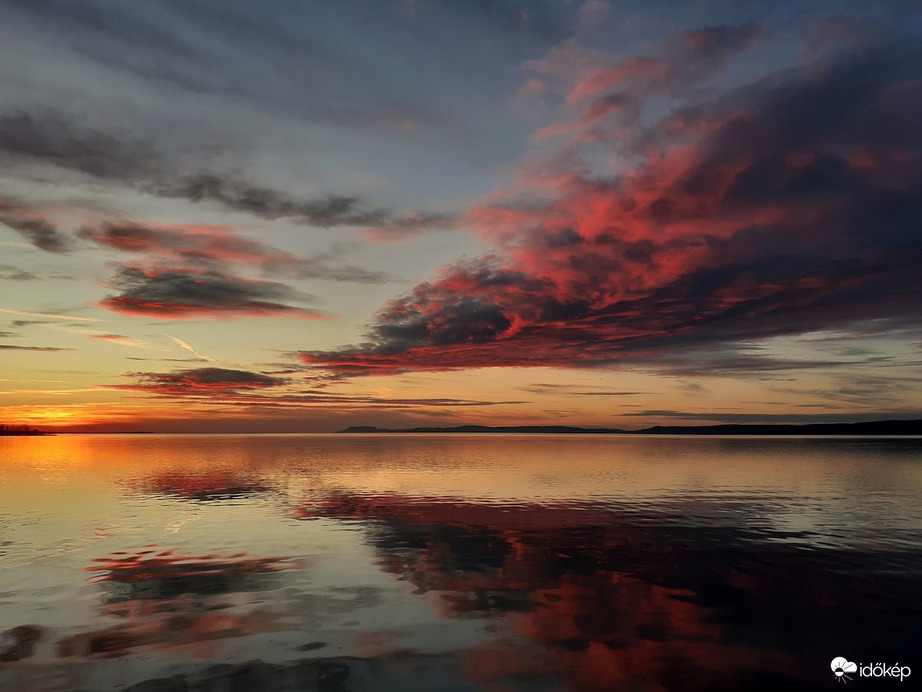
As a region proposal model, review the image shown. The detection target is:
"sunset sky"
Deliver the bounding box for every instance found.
[2,0,922,432]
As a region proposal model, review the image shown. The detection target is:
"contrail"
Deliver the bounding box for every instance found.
[0,307,103,322]
[0,240,35,250]
[0,377,71,383]
[167,335,215,362]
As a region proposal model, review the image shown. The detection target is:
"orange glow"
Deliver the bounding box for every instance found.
[0,402,200,431]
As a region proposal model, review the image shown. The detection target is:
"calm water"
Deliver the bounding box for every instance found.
[1,434,921,691]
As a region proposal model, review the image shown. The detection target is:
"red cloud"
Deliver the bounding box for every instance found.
[80,222,290,264]
[302,41,922,377]
[80,222,387,284]
[567,56,671,102]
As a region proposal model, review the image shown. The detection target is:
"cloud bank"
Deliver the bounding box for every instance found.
[79,222,388,284]
[0,109,451,235]
[110,367,523,411]
[79,221,387,319]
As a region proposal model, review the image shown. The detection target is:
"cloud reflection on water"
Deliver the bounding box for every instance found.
[2,435,922,691]
[295,491,920,691]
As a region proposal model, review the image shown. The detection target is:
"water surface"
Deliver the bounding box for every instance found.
[1,434,921,690]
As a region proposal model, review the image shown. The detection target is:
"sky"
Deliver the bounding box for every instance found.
[1,0,922,433]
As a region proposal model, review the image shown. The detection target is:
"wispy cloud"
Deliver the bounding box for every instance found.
[83,332,159,350]
[521,383,652,396]
[621,410,922,425]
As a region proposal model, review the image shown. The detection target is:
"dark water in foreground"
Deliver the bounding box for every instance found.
[1,434,921,691]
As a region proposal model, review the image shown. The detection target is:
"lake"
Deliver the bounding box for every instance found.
[1,434,921,691]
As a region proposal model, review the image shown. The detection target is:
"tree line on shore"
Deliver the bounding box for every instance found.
[0,423,46,435]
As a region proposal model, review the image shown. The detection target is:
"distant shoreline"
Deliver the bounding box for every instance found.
[8,419,922,436]
[339,419,922,436]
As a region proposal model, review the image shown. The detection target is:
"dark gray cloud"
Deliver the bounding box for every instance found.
[0,200,71,252]
[116,367,289,394]
[159,174,453,232]
[100,266,326,319]
[0,264,38,281]
[0,344,72,351]
[0,109,155,180]
[10,320,52,327]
